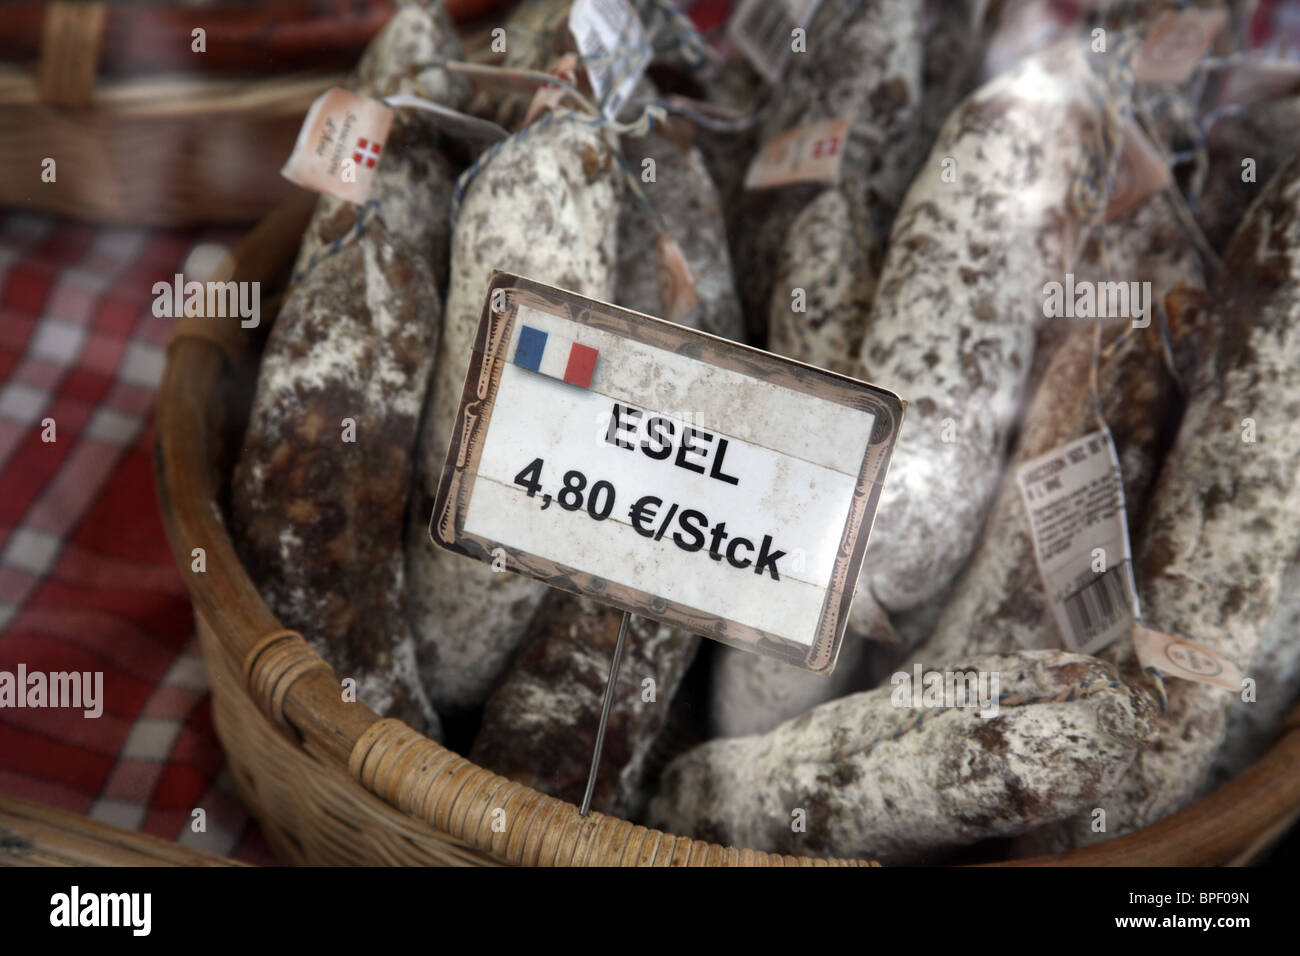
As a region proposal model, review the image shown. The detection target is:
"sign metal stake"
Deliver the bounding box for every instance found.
[579,609,631,817]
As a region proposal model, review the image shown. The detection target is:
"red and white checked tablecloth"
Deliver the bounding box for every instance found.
[0,0,735,870]
[0,211,277,865]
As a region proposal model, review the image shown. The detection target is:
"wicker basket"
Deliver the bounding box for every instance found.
[154,198,1300,866]
[0,793,242,868]
[0,2,394,227]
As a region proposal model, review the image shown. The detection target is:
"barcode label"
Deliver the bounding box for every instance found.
[728,0,822,84]
[1063,562,1130,647]
[1017,429,1140,655]
[570,0,651,120]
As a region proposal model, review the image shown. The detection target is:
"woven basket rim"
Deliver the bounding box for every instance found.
[154,197,1300,867]
[0,65,347,111]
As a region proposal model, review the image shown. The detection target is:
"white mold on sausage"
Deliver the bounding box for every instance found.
[651,649,1155,864]
[1209,557,1300,785]
[233,217,443,738]
[731,0,924,336]
[408,109,624,714]
[1040,152,1300,849]
[615,128,746,341]
[849,39,1131,621]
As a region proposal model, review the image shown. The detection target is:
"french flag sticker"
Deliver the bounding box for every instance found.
[512,325,598,389]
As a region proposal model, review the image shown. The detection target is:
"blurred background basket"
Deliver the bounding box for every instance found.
[0,1,398,226]
[153,197,1300,866]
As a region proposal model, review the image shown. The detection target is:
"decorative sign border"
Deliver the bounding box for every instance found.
[431,273,905,674]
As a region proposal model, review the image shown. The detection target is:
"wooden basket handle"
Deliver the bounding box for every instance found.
[39,1,106,107]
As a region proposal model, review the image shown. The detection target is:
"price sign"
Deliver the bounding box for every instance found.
[431,274,904,673]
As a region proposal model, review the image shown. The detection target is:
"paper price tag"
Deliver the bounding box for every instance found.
[655,234,701,324]
[431,274,905,674]
[1017,429,1140,655]
[280,88,394,205]
[1105,116,1172,222]
[522,53,582,127]
[744,117,849,190]
[1132,625,1243,691]
[1136,8,1228,85]
[728,0,822,85]
[569,0,652,120]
